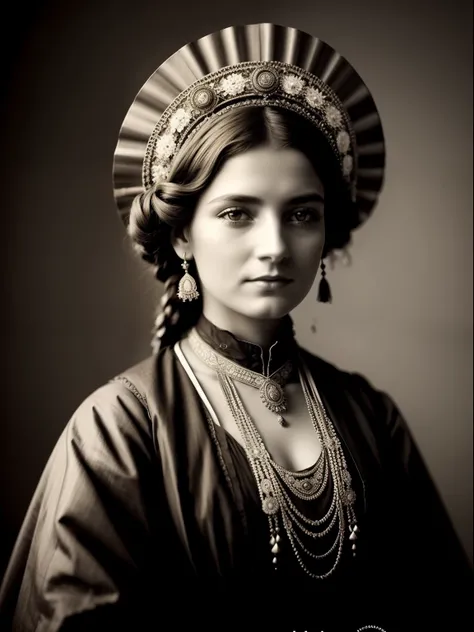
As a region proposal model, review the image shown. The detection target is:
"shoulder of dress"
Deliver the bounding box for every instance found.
[66,354,164,446]
[68,378,151,436]
[108,355,156,409]
[297,345,383,399]
[104,346,182,417]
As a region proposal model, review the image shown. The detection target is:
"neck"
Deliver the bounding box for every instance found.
[201,307,287,350]
[194,307,298,379]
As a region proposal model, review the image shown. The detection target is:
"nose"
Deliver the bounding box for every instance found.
[254,214,290,263]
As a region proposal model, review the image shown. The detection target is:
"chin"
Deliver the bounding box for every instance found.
[237,297,297,321]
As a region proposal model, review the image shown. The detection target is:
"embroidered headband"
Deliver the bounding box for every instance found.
[113,24,385,232]
[144,61,356,193]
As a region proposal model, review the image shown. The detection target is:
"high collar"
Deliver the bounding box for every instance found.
[194,313,299,378]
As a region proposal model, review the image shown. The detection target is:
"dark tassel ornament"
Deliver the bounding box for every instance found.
[317,259,332,303]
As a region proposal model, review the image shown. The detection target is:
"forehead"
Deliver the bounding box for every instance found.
[199,146,324,205]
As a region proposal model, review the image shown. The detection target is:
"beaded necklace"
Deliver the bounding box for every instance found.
[188,327,360,578]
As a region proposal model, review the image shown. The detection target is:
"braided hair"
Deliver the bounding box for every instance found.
[127,106,360,352]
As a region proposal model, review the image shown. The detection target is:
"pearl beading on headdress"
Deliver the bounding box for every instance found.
[143,61,358,201]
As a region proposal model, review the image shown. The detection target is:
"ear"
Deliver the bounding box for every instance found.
[170,226,193,260]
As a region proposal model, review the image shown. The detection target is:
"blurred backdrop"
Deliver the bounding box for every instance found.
[1,0,472,577]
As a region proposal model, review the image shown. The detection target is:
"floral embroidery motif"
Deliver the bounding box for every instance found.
[325,105,343,128]
[281,73,305,95]
[305,87,325,109]
[151,163,170,181]
[155,133,176,161]
[337,130,350,153]
[219,73,247,96]
[343,154,353,176]
[169,108,191,133]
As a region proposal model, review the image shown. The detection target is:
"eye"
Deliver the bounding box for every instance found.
[217,208,251,224]
[290,208,321,223]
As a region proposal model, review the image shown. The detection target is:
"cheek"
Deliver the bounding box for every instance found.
[190,222,244,278]
[190,222,221,256]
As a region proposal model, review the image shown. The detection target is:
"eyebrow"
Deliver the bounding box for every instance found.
[207,193,325,206]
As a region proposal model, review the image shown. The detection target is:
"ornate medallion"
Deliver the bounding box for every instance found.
[259,378,287,414]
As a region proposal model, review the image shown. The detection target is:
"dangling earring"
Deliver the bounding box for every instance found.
[317,258,332,303]
[177,253,200,302]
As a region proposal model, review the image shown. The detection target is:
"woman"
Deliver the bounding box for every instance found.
[0,24,471,632]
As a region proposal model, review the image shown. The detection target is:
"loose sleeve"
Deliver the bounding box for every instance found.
[0,381,162,631]
[369,382,473,628]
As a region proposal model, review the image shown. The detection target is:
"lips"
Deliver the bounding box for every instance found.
[250,275,293,282]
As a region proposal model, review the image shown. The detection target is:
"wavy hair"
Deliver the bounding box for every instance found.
[128,106,359,351]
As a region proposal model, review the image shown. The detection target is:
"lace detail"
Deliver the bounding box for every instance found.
[111,375,150,418]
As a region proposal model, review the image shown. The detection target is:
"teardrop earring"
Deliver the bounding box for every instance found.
[177,253,200,302]
[317,258,332,303]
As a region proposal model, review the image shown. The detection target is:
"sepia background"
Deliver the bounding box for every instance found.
[1,0,472,576]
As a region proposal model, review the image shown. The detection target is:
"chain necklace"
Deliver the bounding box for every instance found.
[188,327,294,426]
[187,327,360,578]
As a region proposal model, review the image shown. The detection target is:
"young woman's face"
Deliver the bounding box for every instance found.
[176,145,325,330]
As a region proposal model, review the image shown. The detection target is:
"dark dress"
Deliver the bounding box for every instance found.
[0,316,471,632]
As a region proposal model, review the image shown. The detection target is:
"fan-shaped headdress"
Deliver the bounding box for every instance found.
[112,23,385,233]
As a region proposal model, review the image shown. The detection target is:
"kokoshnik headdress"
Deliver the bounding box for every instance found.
[112,23,386,234]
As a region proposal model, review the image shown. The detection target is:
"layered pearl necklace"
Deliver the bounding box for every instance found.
[188,327,359,579]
